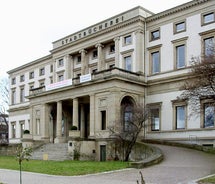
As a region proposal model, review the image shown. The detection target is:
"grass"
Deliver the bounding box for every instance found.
[0,156,129,176]
[198,175,215,183]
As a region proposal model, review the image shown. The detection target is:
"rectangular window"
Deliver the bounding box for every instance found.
[40,68,45,76]
[204,103,214,128]
[11,123,16,138]
[151,30,160,41]
[50,64,53,72]
[12,90,16,104]
[175,22,186,33]
[11,78,16,85]
[203,12,215,25]
[176,106,186,129]
[20,75,25,82]
[124,56,132,71]
[124,35,132,45]
[176,45,185,68]
[151,51,160,74]
[20,88,25,103]
[20,122,25,138]
[93,50,98,59]
[101,111,106,130]
[40,81,45,86]
[58,75,64,82]
[29,71,34,79]
[204,37,214,56]
[77,55,81,63]
[36,119,40,135]
[110,45,115,53]
[150,108,160,131]
[58,58,64,67]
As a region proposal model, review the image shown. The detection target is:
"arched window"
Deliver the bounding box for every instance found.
[121,96,135,131]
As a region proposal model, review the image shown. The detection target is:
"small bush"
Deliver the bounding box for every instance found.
[23,130,30,134]
[71,126,78,130]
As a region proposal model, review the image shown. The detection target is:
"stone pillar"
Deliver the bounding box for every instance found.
[96,43,104,71]
[54,101,63,143]
[80,104,85,138]
[41,104,50,142]
[73,98,79,128]
[79,49,87,75]
[135,29,144,73]
[29,106,33,135]
[89,94,95,138]
[114,37,120,68]
[64,54,72,79]
[70,55,74,78]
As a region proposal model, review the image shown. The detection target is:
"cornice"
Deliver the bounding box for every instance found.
[50,16,145,54]
[146,0,211,23]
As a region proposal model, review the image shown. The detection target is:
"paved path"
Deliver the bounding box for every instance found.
[0,144,215,184]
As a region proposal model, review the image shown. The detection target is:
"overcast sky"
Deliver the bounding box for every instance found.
[0,0,191,78]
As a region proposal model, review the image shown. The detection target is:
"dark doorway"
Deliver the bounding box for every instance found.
[100,145,106,161]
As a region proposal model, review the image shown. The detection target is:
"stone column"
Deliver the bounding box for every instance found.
[54,101,63,143]
[114,37,120,68]
[29,106,33,135]
[41,104,50,142]
[79,49,87,75]
[96,43,104,71]
[135,29,144,73]
[80,104,85,138]
[70,55,74,78]
[64,54,72,79]
[73,98,79,128]
[89,94,95,138]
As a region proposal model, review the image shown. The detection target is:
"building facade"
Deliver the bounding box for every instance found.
[7,0,215,160]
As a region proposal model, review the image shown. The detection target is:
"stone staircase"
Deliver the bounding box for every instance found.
[32,143,71,161]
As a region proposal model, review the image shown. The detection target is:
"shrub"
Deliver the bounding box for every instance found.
[71,126,78,130]
[23,130,30,134]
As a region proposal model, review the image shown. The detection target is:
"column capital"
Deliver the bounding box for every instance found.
[79,49,87,54]
[135,29,144,35]
[113,37,120,42]
[95,43,104,48]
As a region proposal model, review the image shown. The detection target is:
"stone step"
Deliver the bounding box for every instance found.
[32,143,71,161]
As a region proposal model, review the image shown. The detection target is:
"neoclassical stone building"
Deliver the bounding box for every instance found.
[7,0,215,160]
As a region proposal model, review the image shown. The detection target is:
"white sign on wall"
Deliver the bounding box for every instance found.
[46,79,73,91]
[80,74,91,83]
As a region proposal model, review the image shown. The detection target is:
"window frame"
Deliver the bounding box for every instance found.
[101,110,107,130]
[174,20,186,34]
[20,75,25,82]
[172,37,188,70]
[58,58,64,67]
[124,55,132,71]
[39,67,45,76]
[11,77,16,85]
[148,45,161,75]
[150,29,160,41]
[148,103,162,132]
[123,35,132,46]
[202,11,215,26]
[20,86,25,103]
[201,99,215,128]
[172,100,187,130]
[29,71,34,79]
[199,30,215,57]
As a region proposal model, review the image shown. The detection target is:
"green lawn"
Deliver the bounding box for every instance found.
[0,156,129,176]
[198,175,215,184]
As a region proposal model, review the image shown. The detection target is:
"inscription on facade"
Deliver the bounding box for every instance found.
[54,15,124,49]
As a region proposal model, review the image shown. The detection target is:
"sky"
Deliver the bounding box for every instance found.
[0,0,191,78]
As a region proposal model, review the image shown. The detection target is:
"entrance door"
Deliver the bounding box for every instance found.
[100,145,106,161]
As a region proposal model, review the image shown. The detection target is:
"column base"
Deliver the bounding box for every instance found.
[54,137,66,143]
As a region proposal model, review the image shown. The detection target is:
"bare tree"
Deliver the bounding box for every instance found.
[180,46,215,115]
[0,77,9,143]
[109,103,149,161]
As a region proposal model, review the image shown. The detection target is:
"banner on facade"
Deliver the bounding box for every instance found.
[80,74,91,83]
[46,79,73,91]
